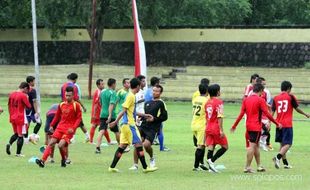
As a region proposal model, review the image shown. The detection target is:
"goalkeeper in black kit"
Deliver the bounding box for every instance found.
[139,84,168,168]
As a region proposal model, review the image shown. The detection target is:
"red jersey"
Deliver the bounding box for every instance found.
[272,92,298,128]
[232,93,279,131]
[60,82,79,101]
[244,84,253,98]
[50,101,82,133]
[205,98,224,135]
[91,88,101,119]
[8,91,31,124]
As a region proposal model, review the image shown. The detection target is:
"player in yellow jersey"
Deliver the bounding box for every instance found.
[192,78,210,147]
[108,78,157,173]
[191,84,209,171]
[192,78,210,103]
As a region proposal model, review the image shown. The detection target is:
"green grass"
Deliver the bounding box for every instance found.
[0,97,309,190]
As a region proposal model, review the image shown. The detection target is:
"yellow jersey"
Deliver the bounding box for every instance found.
[192,90,210,104]
[122,91,136,126]
[191,95,209,131]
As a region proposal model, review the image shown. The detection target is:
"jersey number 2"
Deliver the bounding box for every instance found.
[278,100,288,113]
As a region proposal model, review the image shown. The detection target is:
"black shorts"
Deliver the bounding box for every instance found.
[275,127,293,145]
[247,131,261,144]
[140,127,157,143]
[99,118,119,133]
[45,114,58,134]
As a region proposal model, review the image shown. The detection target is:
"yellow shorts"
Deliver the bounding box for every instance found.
[192,130,205,146]
[120,124,142,145]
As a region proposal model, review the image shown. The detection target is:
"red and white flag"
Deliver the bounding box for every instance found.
[132,0,147,77]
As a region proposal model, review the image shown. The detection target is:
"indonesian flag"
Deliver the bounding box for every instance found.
[132,0,147,77]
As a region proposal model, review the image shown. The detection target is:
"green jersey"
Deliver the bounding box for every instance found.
[116,88,129,114]
[100,88,117,119]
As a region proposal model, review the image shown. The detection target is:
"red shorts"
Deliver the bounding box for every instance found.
[12,121,28,136]
[205,133,228,146]
[52,130,73,144]
[91,118,100,126]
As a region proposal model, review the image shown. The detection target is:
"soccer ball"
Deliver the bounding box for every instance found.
[29,133,40,143]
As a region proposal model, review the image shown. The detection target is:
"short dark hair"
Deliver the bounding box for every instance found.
[19,82,30,89]
[26,76,35,83]
[67,73,78,81]
[96,79,103,86]
[259,77,265,81]
[154,84,164,93]
[130,78,141,89]
[199,84,207,95]
[137,75,145,81]
[255,77,263,84]
[122,78,130,85]
[253,83,264,93]
[65,86,74,93]
[250,73,259,83]
[208,84,220,97]
[150,77,160,86]
[200,78,210,86]
[281,81,292,91]
[107,78,116,87]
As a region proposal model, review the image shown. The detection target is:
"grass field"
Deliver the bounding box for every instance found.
[0,97,309,190]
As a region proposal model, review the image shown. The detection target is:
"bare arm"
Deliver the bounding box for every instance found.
[231,101,246,132]
[106,103,115,123]
[295,107,310,118]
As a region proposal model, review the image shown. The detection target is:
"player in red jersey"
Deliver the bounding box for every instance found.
[243,74,259,98]
[61,73,89,143]
[231,83,281,173]
[89,79,111,144]
[6,82,31,157]
[205,84,228,173]
[272,81,309,169]
[36,86,82,168]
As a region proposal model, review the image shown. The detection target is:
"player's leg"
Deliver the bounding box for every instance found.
[205,134,217,172]
[58,139,69,167]
[132,125,157,172]
[143,138,155,168]
[104,130,111,144]
[96,119,109,153]
[33,117,42,135]
[210,135,228,163]
[15,123,29,156]
[130,128,145,170]
[158,123,169,151]
[193,135,198,147]
[48,135,55,163]
[273,128,292,169]
[89,123,97,144]
[95,129,105,153]
[245,142,255,172]
[79,120,90,143]
[36,137,59,168]
[6,122,19,155]
[193,130,206,171]
[109,124,130,172]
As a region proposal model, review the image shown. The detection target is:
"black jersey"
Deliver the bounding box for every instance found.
[26,87,37,115]
[143,99,168,131]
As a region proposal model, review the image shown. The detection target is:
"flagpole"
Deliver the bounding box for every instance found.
[31,0,41,113]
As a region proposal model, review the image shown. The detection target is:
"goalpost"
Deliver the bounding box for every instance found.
[31,0,41,113]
